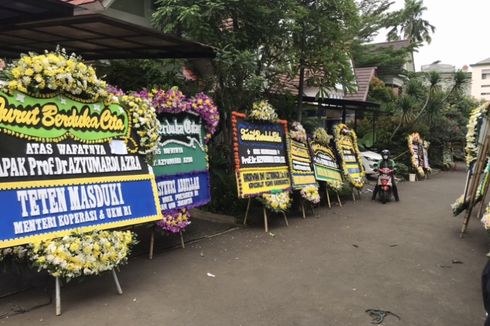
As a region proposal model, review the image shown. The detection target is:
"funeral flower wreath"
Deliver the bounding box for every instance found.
[137,87,219,233]
[465,103,490,167]
[407,133,425,177]
[334,124,365,189]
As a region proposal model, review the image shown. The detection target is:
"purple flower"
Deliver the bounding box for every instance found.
[151,88,190,114]
[188,92,220,142]
[106,84,125,96]
[156,209,191,233]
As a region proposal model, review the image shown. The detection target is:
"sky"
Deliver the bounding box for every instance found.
[373,0,490,71]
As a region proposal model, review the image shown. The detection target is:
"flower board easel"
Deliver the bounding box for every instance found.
[55,269,122,316]
[325,186,342,208]
[148,227,185,260]
[461,135,490,236]
[143,88,219,259]
[232,104,292,232]
[451,103,490,236]
[242,197,289,233]
[333,124,365,200]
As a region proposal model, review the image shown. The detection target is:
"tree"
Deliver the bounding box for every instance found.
[387,0,435,44]
[286,0,360,121]
[153,0,360,122]
[356,0,396,41]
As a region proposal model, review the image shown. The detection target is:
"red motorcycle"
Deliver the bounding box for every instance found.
[377,167,394,204]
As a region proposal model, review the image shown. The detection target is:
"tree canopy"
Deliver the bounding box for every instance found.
[153,0,360,121]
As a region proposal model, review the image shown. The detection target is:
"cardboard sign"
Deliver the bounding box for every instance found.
[232,112,291,197]
[288,139,317,189]
[311,142,343,186]
[153,112,211,210]
[0,91,161,248]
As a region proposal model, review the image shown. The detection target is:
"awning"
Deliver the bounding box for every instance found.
[0,2,215,60]
[302,96,381,113]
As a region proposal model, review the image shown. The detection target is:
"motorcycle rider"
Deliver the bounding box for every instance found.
[371,149,400,202]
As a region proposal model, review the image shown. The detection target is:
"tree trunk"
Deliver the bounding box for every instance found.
[297,64,305,122]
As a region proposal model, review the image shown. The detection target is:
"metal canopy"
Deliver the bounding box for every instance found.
[0,4,215,60]
[302,96,381,113]
[0,0,75,25]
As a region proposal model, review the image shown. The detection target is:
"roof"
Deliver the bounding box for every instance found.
[271,70,319,96]
[471,57,490,67]
[344,67,376,101]
[368,39,411,50]
[0,0,215,60]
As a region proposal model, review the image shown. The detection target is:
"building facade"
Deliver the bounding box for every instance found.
[421,62,471,96]
[470,58,490,101]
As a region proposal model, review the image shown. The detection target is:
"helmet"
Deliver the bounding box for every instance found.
[381,149,390,160]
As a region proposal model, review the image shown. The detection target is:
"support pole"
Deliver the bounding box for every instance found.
[263,207,268,233]
[179,231,185,249]
[336,191,342,207]
[326,188,332,208]
[282,212,289,227]
[112,269,123,295]
[148,228,155,260]
[352,188,356,201]
[301,198,306,219]
[55,277,61,316]
[243,198,251,225]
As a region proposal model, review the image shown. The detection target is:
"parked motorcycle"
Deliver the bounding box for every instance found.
[376,167,394,204]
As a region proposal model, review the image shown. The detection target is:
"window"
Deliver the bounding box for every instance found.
[483,69,490,80]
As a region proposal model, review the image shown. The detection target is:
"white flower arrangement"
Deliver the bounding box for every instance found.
[29,230,137,280]
[248,100,278,121]
[259,192,291,213]
[407,133,425,177]
[4,48,107,100]
[465,103,490,167]
[482,203,490,230]
[120,94,160,157]
[0,246,28,262]
[451,194,467,216]
[300,185,320,204]
[290,121,307,143]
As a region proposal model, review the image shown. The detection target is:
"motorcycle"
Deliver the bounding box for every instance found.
[376,167,394,204]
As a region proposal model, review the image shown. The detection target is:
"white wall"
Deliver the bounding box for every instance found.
[471,64,490,101]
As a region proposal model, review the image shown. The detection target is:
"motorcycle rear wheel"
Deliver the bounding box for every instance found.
[380,190,388,204]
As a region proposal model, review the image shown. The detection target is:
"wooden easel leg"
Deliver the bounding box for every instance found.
[357,189,362,200]
[326,189,332,208]
[263,207,268,233]
[112,269,123,295]
[55,276,61,316]
[148,228,155,260]
[352,189,356,201]
[461,209,473,237]
[282,212,289,227]
[461,136,490,236]
[336,191,342,207]
[243,198,251,225]
[180,231,185,249]
[301,198,306,219]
